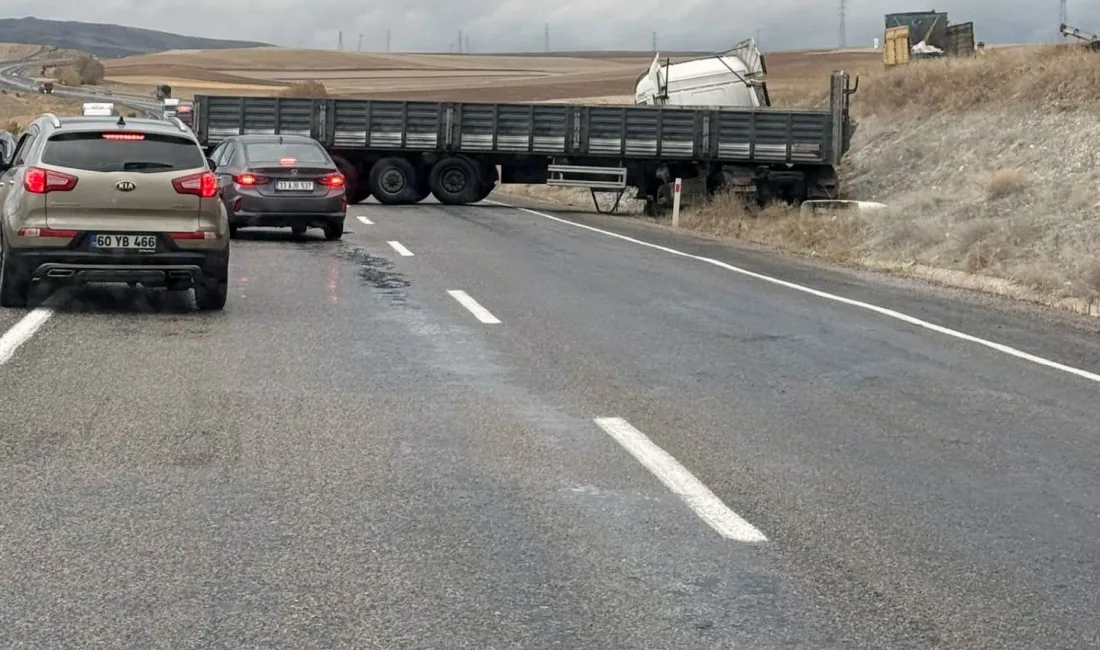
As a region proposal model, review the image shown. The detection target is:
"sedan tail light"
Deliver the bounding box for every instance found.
[318,173,345,188]
[233,173,270,186]
[173,171,218,198]
[24,167,78,194]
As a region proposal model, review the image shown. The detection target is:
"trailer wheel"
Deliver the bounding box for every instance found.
[330,155,361,203]
[429,156,480,205]
[368,157,420,205]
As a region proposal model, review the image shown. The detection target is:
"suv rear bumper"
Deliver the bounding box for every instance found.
[10,250,227,287]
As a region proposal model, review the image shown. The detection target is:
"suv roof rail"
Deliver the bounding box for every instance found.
[41,113,61,128]
[167,116,189,132]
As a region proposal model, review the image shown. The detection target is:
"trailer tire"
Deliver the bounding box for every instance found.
[428,156,481,205]
[331,155,362,203]
[368,157,420,205]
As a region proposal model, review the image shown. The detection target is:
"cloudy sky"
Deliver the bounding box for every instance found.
[2,0,1097,53]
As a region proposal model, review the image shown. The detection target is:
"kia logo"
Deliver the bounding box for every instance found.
[115,180,136,192]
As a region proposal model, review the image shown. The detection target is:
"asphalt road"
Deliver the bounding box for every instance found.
[2,197,1100,649]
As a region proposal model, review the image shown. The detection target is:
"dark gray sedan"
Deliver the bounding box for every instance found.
[208,134,347,239]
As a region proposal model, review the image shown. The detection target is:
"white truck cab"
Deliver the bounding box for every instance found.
[634,38,769,109]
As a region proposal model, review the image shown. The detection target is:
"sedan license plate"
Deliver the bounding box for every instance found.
[91,233,157,250]
[276,180,314,191]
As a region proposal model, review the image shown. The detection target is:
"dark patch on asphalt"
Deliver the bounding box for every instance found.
[334,245,411,303]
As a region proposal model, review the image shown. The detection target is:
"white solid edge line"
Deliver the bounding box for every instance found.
[0,306,54,365]
[447,289,501,324]
[387,241,414,257]
[485,199,1100,385]
[594,417,767,542]
[356,216,374,225]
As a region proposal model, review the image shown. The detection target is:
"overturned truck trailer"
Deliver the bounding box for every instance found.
[191,71,857,214]
[883,11,975,65]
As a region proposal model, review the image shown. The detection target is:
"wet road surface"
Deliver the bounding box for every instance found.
[2,197,1100,649]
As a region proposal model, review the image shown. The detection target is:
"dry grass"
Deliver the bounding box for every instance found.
[278,80,329,98]
[0,89,84,131]
[856,45,1099,116]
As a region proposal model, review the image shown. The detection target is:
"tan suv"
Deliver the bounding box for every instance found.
[0,113,230,310]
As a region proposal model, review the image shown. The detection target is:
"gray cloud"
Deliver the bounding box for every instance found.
[2,0,1097,53]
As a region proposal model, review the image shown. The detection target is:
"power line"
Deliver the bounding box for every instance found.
[458,29,463,54]
[386,29,391,53]
[357,33,362,51]
[838,0,847,47]
[1059,0,1068,26]
[652,31,657,53]
[464,34,470,53]
[544,23,550,53]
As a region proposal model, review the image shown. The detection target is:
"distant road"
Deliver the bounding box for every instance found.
[0,59,161,117]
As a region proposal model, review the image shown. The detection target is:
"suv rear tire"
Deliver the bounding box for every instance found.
[0,244,30,308]
[195,259,228,311]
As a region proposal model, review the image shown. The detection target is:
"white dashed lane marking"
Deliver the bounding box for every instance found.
[447,290,501,324]
[594,416,767,543]
[387,241,414,257]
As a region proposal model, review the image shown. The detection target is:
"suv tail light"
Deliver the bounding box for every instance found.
[173,171,218,198]
[17,227,77,237]
[24,167,78,194]
[170,231,221,240]
[318,173,345,188]
[233,173,270,186]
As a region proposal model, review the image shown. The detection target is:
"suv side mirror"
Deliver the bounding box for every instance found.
[206,158,217,171]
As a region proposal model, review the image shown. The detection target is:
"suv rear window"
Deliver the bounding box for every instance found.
[244,142,329,164]
[41,132,205,173]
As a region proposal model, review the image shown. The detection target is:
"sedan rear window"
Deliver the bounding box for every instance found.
[41,132,205,173]
[244,142,330,164]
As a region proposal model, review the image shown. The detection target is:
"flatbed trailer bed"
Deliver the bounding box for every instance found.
[192,70,857,211]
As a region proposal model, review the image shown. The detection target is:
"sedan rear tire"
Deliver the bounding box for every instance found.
[324,218,345,241]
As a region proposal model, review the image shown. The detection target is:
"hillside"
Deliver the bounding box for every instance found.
[682,45,1100,315]
[0,17,270,58]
